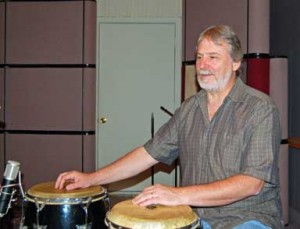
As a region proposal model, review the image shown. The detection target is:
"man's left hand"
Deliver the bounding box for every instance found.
[132,184,184,207]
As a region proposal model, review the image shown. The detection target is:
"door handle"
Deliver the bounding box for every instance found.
[99,117,107,124]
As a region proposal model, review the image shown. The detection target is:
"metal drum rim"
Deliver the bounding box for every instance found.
[25,192,107,205]
[105,216,201,229]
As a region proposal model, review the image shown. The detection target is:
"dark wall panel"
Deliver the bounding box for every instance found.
[0,68,4,128]
[0,134,4,174]
[0,2,4,64]
[6,134,82,190]
[6,1,84,64]
[248,0,270,53]
[184,0,248,61]
[5,68,83,131]
[83,68,96,131]
[84,1,97,64]
[1,0,97,196]
[83,135,95,173]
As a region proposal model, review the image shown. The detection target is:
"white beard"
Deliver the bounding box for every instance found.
[197,68,232,92]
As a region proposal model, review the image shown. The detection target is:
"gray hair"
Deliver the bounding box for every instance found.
[197,25,243,77]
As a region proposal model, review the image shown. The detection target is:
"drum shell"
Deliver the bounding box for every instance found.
[23,195,108,229]
[105,200,201,229]
[105,218,201,229]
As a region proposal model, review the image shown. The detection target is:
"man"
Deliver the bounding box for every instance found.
[56,25,283,228]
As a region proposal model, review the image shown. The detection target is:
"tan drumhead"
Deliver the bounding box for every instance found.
[106,199,199,229]
[26,182,106,204]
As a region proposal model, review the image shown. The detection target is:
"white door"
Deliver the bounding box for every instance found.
[96,19,181,193]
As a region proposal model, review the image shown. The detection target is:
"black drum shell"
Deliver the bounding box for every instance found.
[23,197,108,229]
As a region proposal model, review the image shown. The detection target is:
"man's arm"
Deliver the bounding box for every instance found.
[133,174,264,207]
[55,146,158,190]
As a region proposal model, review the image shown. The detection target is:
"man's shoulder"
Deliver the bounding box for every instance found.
[243,85,277,108]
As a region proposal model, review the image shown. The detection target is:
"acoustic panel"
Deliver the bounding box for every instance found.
[97,0,182,18]
[83,68,96,131]
[246,54,270,95]
[5,68,83,131]
[0,2,4,64]
[6,1,85,64]
[84,1,97,64]
[6,134,83,190]
[0,134,4,174]
[0,68,4,129]
[184,0,248,61]
[83,134,96,173]
[248,0,270,53]
[270,57,288,139]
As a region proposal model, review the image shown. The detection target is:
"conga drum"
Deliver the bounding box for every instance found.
[105,199,200,229]
[23,182,109,229]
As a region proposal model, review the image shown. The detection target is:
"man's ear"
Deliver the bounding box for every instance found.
[233,61,241,72]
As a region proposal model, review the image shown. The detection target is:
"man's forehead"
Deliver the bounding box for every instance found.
[197,38,229,52]
[198,37,228,47]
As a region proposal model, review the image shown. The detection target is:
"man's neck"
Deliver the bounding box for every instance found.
[206,76,236,120]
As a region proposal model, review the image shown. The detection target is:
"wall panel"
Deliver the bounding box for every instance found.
[5,68,83,131]
[0,133,4,175]
[83,135,95,173]
[184,0,248,61]
[248,0,270,53]
[2,0,97,190]
[270,57,288,139]
[0,67,4,129]
[83,68,96,131]
[6,1,84,64]
[6,134,82,190]
[0,2,4,64]
[84,1,97,64]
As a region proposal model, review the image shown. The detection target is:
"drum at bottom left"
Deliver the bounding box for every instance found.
[21,181,109,229]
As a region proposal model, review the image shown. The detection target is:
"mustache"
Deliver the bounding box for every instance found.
[197,69,214,75]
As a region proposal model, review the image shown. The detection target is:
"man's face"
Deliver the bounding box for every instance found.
[195,38,240,92]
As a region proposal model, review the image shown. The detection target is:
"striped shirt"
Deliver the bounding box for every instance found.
[144,78,283,228]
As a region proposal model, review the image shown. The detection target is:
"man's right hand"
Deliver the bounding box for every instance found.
[55,170,93,190]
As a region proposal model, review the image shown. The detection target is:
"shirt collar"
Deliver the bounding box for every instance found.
[225,77,247,103]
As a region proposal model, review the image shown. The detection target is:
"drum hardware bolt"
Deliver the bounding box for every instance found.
[146,204,157,210]
[80,197,92,228]
[104,196,111,211]
[34,198,47,229]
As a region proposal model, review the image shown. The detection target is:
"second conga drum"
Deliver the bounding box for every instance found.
[105,199,200,229]
[23,182,109,229]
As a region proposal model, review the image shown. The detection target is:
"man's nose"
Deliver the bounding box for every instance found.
[196,57,208,69]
